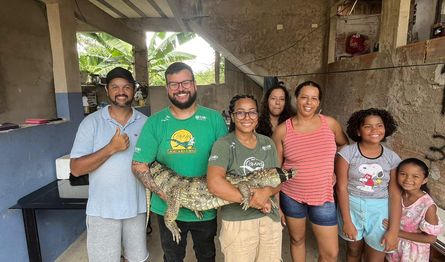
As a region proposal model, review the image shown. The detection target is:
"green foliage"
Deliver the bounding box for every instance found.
[194,67,215,84]
[77,32,196,85]
[194,55,225,85]
[77,32,133,75]
[147,32,196,86]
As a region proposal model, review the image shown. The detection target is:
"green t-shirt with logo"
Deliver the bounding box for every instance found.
[133,106,228,221]
[208,132,280,222]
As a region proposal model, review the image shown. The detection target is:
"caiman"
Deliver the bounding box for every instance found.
[148,161,296,243]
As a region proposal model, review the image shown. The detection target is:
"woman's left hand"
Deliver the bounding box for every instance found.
[249,187,272,209]
[278,208,286,226]
[260,201,272,214]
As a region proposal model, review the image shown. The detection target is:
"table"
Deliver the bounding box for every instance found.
[10,180,88,262]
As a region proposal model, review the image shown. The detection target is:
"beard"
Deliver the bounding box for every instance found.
[110,94,133,107]
[168,90,197,109]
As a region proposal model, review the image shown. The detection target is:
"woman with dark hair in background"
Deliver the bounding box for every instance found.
[273,80,348,262]
[257,82,294,137]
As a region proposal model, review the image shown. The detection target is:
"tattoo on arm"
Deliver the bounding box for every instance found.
[132,161,163,195]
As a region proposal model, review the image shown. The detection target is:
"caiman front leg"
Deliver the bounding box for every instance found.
[237,182,252,210]
[164,185,182,244]
[269,198,279,210]
[238,183,279,211]
[194,211,203,219]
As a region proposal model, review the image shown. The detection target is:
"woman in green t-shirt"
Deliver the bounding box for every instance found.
[207,95,283,262]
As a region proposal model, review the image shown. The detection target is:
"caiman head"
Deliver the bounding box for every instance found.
[276,167,296,182]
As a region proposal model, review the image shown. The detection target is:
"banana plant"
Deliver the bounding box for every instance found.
[77,32,196,85]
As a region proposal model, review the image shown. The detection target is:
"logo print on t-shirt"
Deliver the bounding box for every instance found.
[240,157,264,176]
[168,129,196,154]
[356,163,384,192]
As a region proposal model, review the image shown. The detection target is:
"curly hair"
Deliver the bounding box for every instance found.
[228,94,258,132]
[396,158,430,193]
[256,83,294,137]
[346,108,397,142]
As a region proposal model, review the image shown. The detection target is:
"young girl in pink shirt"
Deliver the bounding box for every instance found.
[385,158,443,261]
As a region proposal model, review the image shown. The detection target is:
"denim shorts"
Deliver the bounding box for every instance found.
[337,195,389,252]
[279,191,337,226]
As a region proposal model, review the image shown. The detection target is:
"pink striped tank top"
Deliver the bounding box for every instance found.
[282,114,336,205]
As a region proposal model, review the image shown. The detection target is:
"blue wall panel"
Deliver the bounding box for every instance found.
[0,93,86,261]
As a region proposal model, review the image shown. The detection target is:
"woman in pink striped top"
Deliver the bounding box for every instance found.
[272,81,348,261]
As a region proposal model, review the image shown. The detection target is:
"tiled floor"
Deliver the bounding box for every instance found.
[56,214,346,261]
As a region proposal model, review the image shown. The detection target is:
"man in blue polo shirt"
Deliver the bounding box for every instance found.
[70,67,148,262]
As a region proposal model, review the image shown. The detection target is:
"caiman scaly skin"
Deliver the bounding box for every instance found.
[149,161,296,243]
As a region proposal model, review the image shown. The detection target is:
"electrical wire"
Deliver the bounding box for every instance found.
[232,0,388,68]
[225,61,445,78]
[235,2,355,68]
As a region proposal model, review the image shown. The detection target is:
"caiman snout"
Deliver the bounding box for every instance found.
[277,168,296,182]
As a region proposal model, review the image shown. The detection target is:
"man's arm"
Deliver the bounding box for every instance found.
[70,128,129,177]
[131,160,166,200]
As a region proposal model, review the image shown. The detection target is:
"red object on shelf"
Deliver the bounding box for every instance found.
[345,33,369,55]
[25,118,49,124]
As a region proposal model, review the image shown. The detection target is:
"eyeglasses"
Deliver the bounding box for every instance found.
[167,80,194,90]
[232,111,259,120]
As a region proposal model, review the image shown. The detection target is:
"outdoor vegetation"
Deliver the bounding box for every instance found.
[77,32,224,86]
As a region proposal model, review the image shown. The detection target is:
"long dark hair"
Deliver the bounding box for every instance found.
[228,94,258,132]
[256,83,293,137]
[397,158,430,193]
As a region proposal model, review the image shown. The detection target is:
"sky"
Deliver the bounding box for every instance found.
[176,36,215,72]
[146,32,215,72]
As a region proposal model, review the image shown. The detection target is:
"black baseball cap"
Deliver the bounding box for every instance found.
[106,67,135,86]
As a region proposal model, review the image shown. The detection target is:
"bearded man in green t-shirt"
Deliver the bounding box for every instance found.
[132,62,228,262]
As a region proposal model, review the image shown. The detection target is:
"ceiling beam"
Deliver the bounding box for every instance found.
[74,0,145,49]
[123,17,183,32]
[75,18,99,32]
[147,0,167,18]
[166,0,189,31]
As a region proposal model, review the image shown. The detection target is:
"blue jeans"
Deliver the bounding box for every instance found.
[156,214,217,262]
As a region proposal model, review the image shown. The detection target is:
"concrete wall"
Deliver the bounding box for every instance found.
[324,38,445,207]
[0,0,57,123]
[410,0,438,42]
[0,1,85,261]
[179,0,329,89]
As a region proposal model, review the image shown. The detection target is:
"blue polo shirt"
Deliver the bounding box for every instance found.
[70,106,148,219]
